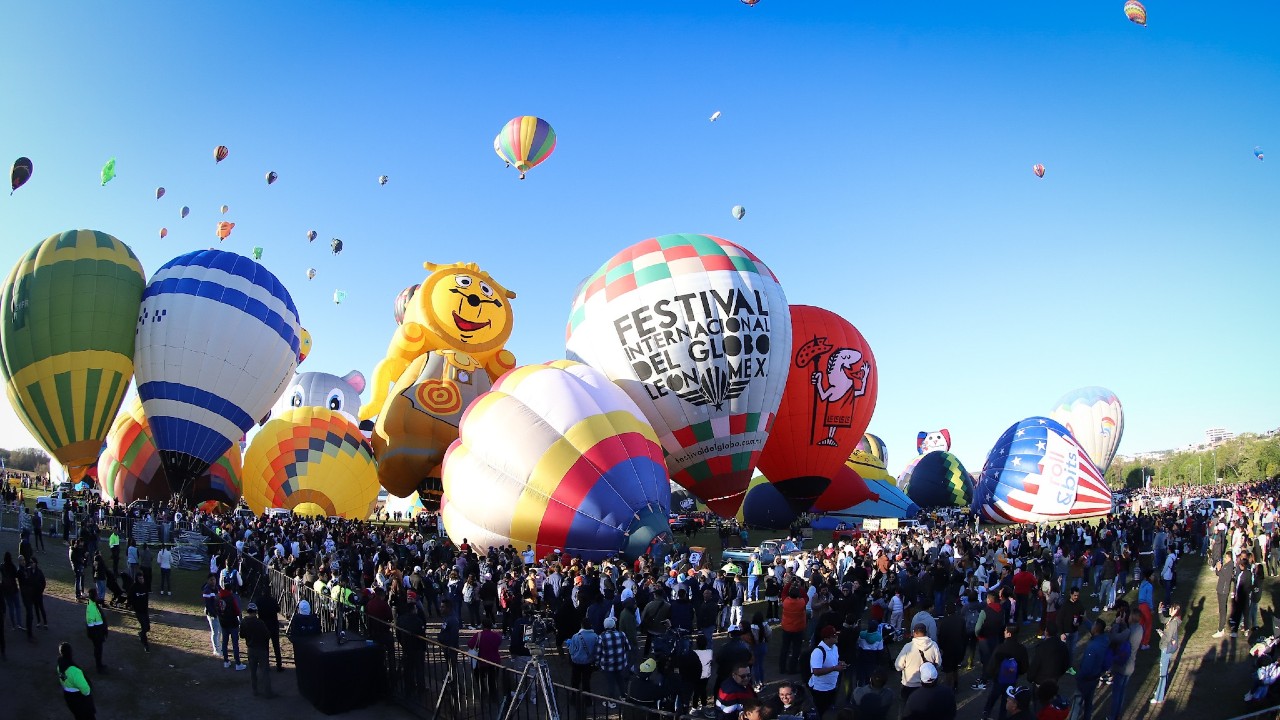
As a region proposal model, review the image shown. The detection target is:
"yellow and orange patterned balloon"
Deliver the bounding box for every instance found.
[241,406,379,518]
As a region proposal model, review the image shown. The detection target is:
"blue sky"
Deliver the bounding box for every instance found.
[1,1,1278,476]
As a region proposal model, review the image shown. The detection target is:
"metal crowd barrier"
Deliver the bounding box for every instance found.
[253,558,678,720]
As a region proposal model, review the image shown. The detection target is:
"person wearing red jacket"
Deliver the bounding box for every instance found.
[1012,566,1037,625]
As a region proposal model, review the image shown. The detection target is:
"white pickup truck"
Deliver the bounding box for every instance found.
[35,490,74,512]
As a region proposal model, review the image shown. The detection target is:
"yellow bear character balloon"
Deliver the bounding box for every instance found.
[359,261,517,421]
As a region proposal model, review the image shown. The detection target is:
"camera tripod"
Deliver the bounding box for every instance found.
[500,645,560,720]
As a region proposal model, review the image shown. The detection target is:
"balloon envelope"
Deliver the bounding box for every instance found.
[1254,146,1265,161]
[900,450,972,508]
[1033,164,1045,178]
[297,327,312,364]
[216,222,234,241]
[740,474,799,530]
[266,171,278,185]
[972,416,1112,524]
[100,158,116,186]
[214,145,229,163]
[494,116,556,179]
[155,187,165,200]
[134,249,300,489]
[242,406,379,518]
[441,361,671,561]
[394,283,420,326]
[1,230,145,468]
[758,305,877,513]
[10,157,32,193]
[731,205,746,220]
[181,206,190,219]
[1124,0,1147,26]
[566,233,791,517]
[1049,386,1124,473]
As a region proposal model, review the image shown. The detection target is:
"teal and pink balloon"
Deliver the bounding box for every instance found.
[973,416,1112,524]
[494,116,556,179]
[1049,386,1124,473]
[441,361,671,561]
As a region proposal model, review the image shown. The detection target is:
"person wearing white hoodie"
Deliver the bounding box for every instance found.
[895,623,943,703]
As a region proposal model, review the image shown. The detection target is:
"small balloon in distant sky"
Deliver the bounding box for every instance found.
[1033,163,1046,178]
[1123,0,1147,26]
[266,171,278,185]
[100,158,117,186]
[252,246,264,260]
[216,221,235,241]
[221,204,229,214]
[741,0,761,6]
[155,187,165,200]
[731,205,746,220]
[379,175,389,185]
[307,229,317,242]
[181,206,190,219]
[330,238,343,255]
[10,157,32,195]
[159,228,168,239]
[710,111,722,122]
[307,268,317,280]
[1254,146,1265,161]
[333,289,347,305]
[214,145,229,163]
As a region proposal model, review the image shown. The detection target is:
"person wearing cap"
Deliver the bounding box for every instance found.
[1003,684,1033,720]
[901,662,956,720]
[240,601,275,698]
[626,657,671,709]
[594,616,631,707]
[982,624,1028,720]
[287,599,320,637]
[808,624,845,717]
[715,626,756,695]
[895,623,942,703]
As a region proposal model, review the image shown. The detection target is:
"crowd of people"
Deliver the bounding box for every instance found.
[2,476,1278,720]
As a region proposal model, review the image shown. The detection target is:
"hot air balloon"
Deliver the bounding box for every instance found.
[1033,164,1046,178]
[1049,386,1125,474]
[251,247,263,260]
[731,205,746,220]
[330,238,343,255]
[307,230,317,242]
[220,204,229,214]
[493,116,557,179]
[0,230,146,471]
[100,158,116,186]
[265,171,278,185]
[181,206,190,219]
[973,417,1112,524]
[824,440,920,519]
[566,233,791,517]
[10,157,32,194]
[214,145,229,163]
[297,327,313,364]
[155,187,165,200]
[1123,0,1147,26]
[740,474,800,530]
[757,305,877,513]
[710,111,722,122]
[917,429,952,455]
[858,433,888,467]
[97,398,243,506]
[134,249,300,492]
[900,451,972,508]
[378,175,389,186]
[1255,146,1265,161]
[306,268,317,280]
[159,228,168,239]
[333,290,347,304]
[393,283,420,325]
[383,491,428,518]
[371,350,493,500]
[216,221,234,241]
[441,361,671,561]
[742,0,761,5]
[242,407,380,518]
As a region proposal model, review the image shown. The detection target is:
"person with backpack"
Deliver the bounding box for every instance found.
[960,592,982,670]
[219,584,246,671]
[808,625,845,717]
[1107,602,1140,720]
[894,623,942,704]
[1076,619,1110,720]
[566,617,599,709]
[982,625,1029,720]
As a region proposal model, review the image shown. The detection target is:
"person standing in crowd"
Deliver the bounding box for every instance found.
[1230,554,1254,638]
[1136,570,1155,649]
[1076,619,1109,720]
[91,554,107,603]
[240,602,275,698]
[396,597,426,693]
[983,624,1029,720]
[901,663,956,720]
[220,582,246,670]
[895,623,942,704]
[126,538,138,580]
[201,573,223,655]
[287,599,321,637]
[566,617,599,708]
[108,530,120,576]
[595,616,632,708]
[1109,602,1141,720]
[253,588,283,671]
[808,625,845,717]
[69,540,86,602]
[1151,603,1182,705]
[1213,553,1239,638]
[1004,685,1034,720]
[437,599,460,665]
[1,552,21,631]
[716,664,758,720]
[84,588,108,673]
[778,585,807,675]
[57,642,96,720]
[156,545,172,596]
[129,571,151,653]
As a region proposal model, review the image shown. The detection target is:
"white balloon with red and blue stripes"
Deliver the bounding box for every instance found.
[972,416,1112,524]
[134,249,300,495]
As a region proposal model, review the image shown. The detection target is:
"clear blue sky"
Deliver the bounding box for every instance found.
[2,1,1278,475]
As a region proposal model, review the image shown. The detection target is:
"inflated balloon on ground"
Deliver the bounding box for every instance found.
[0,230,145,469]
[899,450,972,508]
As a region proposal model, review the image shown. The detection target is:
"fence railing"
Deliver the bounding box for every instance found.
[252,558,679,720]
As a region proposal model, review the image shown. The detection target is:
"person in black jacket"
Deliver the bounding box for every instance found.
[254,589,284,671]
[983,625,1030,720]
[129,571,151,652]
[1212,556,1237,637]
[902,663,956,720]
[1027,633,1070,691]
[936,609,968,691]
[1230,554,1253,635]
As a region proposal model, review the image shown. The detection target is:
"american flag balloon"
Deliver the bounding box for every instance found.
[972,416,1112,524]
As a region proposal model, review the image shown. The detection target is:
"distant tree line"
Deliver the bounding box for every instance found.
[0,447,51,475]
[1106,433,1280,490]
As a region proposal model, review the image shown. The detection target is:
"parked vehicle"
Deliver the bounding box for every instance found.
[720,537,804,571]
[35,490,74,512]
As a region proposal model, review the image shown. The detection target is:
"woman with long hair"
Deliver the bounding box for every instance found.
[1151,602,1182,705]
[1,552,21,630]
[57,642,96,719]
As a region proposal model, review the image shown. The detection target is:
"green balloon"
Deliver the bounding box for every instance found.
[252,246,264,260]
[100,158,116,186]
